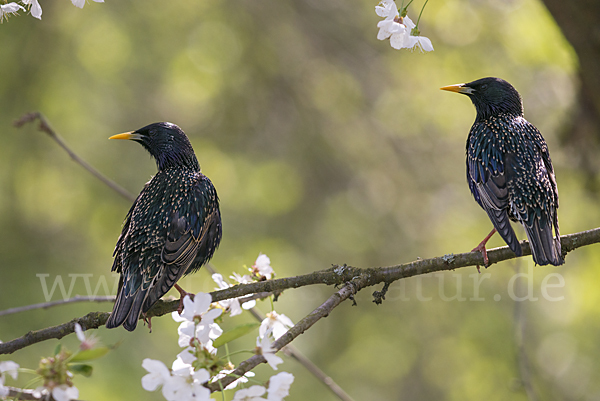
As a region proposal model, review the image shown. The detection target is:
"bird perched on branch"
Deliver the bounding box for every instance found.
[441,77,563,268]
[105,122,222,331]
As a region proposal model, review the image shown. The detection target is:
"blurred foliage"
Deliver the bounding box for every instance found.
[0,0,598,400]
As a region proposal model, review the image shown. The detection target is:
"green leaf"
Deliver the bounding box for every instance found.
[54,343,62,356]
[212,322,260,348]
[70,347,110,362]
[69,364,93,377]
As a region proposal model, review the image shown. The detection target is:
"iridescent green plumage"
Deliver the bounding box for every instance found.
[106,122,222,331]
[442,77,563,266]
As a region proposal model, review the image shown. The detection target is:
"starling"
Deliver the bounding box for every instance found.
[105,122,222,331]
[441,77,563,267]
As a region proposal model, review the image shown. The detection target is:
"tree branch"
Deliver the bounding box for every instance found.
[5,386,82,401]
[13,112,136,203]
[246,307,355,401]
[6,387,46,401]
[202,264,354,400]
[207,278,365,391]
[0,296,115,317]
[1,227,599,355]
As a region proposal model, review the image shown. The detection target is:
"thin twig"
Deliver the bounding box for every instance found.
[0,296,116,317]
[207,278,365,391]
[205,264,354,400]
[14,112,136,203]
[1,227,599,355]
[247,308,355,401]
[5,386,82,401]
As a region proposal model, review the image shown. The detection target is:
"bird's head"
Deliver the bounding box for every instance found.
[440,77,524,121]
[110,122,199,171]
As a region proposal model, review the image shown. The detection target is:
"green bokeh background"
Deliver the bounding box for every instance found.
[1,0,597,400]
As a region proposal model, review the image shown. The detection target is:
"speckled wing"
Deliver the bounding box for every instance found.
[105,188,151,331]
[106,173,221,331]
[141,174,222,314]
[467,122,523,257]
[504,119,562,265]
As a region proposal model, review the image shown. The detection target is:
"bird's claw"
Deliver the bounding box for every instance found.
[471,242,490,273]
[174,283,193,314]
[143,314,152,332]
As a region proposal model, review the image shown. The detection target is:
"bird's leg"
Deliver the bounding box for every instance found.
[143,314,152,333]
[472,228,497,272]
[174,283,193,314]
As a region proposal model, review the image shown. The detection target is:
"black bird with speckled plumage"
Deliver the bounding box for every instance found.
[441,77,563,266]
[105,122,222,331]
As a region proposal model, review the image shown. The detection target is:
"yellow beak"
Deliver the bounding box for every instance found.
[440,83,474,94]
[109,131,141,140]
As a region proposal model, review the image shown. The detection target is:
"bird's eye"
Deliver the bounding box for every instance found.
[480,84,488,90]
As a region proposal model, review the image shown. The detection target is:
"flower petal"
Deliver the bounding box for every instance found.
[202,308,222,322]
[29,0,42,19]
[390,31,409,49]
[264,353,283,370]
[1,2,25,12]
[403,15,416,29]
[193,293,213,315]
[0,361,19,379]
[192,368,211,384]
[74,323,86,342]
[266,372,294,401]
[71,0,85,9]
[52,385,79,401]
[418,36,434,51]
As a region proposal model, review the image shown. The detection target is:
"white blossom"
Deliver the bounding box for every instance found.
[74,322,97,350]
[403,14,416,30]
[142,359,211,401]
[173,294,222,348]
[0,361,19,380]
[51,385,79,401]
[259,311,294,340]
[22,0,41,19]
[0,361,19,397]
[176,347,197,365]
[167,367,211,401]
[213,273,256,315]
[141,358,171,393]
[71,0,104,9]
[177,320,196,347]
[171,356,193,377]
[375,0,405,43]
[232,385,267,401]
[33,385,79,401]
[266,372,295,401]
[258,335,283,370]
[176,319,222,350]
[173,293,221,323]
[253,253,274,279]
[0,3,25,22]
[231,272,253,284]
[377,18,408,46]
[375,0,394,18]
[377,12,415,49]
[211,369,255,390]
[406,34,434,52]
[212,274,243,316]
[375,1,432,51]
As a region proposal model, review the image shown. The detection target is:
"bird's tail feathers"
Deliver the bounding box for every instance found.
[142,264,187,314]
[523,218,564,266]
[105,284,148,331]
[487,208,522,257]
